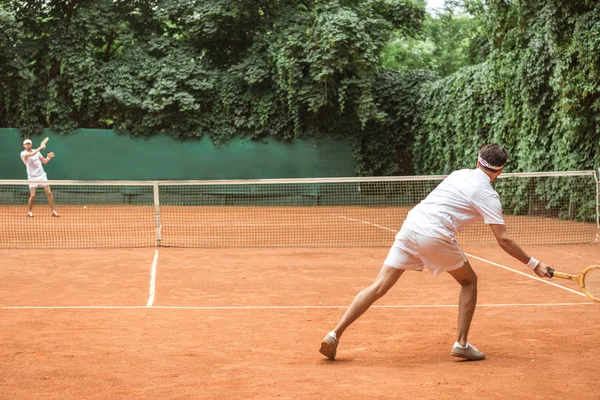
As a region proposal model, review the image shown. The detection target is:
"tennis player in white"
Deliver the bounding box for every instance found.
[20,138,59,217]
[320,143,551,361]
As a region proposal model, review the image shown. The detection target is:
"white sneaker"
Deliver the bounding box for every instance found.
[52,211,60,217]
[319,331,339,360]
[27,211,33,217]
[451,342,485,361]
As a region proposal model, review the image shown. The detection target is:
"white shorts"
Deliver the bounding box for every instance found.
[384,227,467,275]
[28,174,48,189]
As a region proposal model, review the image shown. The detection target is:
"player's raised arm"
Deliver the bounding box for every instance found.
[23,144,46,161]
[489,223,551,278]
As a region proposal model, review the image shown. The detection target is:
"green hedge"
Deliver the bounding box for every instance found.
[413,1,600,174]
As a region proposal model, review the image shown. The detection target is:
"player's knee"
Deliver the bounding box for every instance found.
[372,281,391,298]
[461,273,478,288]
[375,287,389,298]
[471,273,478,285]
[29,192,36,199]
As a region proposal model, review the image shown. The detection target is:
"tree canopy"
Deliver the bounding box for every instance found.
[0,1,424,141]
[381,0,487,77]
[2,0,600,176]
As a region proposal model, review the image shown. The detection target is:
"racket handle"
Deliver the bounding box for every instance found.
[548,268,554,277]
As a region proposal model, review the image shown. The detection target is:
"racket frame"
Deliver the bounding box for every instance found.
[581,266,600,302]
[549,266,600,302]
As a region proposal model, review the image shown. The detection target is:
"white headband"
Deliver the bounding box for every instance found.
[478,155,503,171]
[23,139,32,145]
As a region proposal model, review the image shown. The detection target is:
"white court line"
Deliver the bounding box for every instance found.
[333,214,588,299]
[333,215,397,233]
[465,253,587,298]
[146,249,159,307]
[0,302,592,310]
[3,217,592,309]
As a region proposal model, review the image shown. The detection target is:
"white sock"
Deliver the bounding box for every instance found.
[328,331,337,340]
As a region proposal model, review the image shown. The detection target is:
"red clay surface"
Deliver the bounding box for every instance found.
[1,245,599,399]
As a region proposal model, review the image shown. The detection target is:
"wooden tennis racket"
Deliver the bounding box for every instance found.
[548,266,600,302]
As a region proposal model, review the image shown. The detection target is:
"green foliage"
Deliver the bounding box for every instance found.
[414,0,600,174]
[0,4,32,129]
[413,0,600,220]
[352,69,438,176]
[3,0,600,184]
[381,2,488,77]
[0,0,426,176]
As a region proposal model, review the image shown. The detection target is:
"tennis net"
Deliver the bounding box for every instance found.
[0,171,597,248]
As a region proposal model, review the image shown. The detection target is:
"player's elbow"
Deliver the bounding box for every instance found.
[496,236,513,250]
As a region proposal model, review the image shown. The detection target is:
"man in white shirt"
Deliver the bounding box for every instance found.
[319,143,551,361]
[20,139,59,217]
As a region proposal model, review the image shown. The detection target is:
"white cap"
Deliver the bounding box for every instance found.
[23,139,32,145]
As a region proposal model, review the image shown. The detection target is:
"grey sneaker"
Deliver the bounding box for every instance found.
[319,332,338,360]
[451,342,485,361]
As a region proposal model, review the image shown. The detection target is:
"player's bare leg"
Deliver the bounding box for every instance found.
[320,265,404,359]
[43,186,58,216]
[27,188,36,216]
[448,261,477,345]
[447,261,484,360]
[334,265,405,337]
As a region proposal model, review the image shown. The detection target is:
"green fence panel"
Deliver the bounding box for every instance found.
[0,129,357,180]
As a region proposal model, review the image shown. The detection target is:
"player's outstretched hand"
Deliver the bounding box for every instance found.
[534,262,551,278]
[39,144,46,150]
[48,152,55,159]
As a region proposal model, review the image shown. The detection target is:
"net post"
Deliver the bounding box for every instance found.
[153,181,162,246]
[596,169,600,243]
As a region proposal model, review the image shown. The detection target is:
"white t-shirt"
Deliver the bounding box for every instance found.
[401,168,504,240]
[21,150,46,179]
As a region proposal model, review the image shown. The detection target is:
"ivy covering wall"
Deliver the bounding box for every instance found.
[413,0,600,174]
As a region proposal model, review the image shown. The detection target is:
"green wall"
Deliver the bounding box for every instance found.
[0,129,357,180]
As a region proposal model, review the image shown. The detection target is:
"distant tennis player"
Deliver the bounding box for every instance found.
[320,143,551,361]
[20,138,59,217]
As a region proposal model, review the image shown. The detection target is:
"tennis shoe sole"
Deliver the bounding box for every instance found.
[319,334,338,360]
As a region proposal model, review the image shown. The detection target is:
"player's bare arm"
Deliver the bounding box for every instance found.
[23,144,46,160]
[40,152,55,164]
[489,223,551,278]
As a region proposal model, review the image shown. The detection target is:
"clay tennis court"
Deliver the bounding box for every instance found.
[1,207,599,399]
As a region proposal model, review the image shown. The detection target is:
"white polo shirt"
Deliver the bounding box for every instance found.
[401,168,504,240]
[21,151,46,179]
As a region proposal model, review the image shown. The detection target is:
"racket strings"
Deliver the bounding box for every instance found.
[583,267,600,301]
